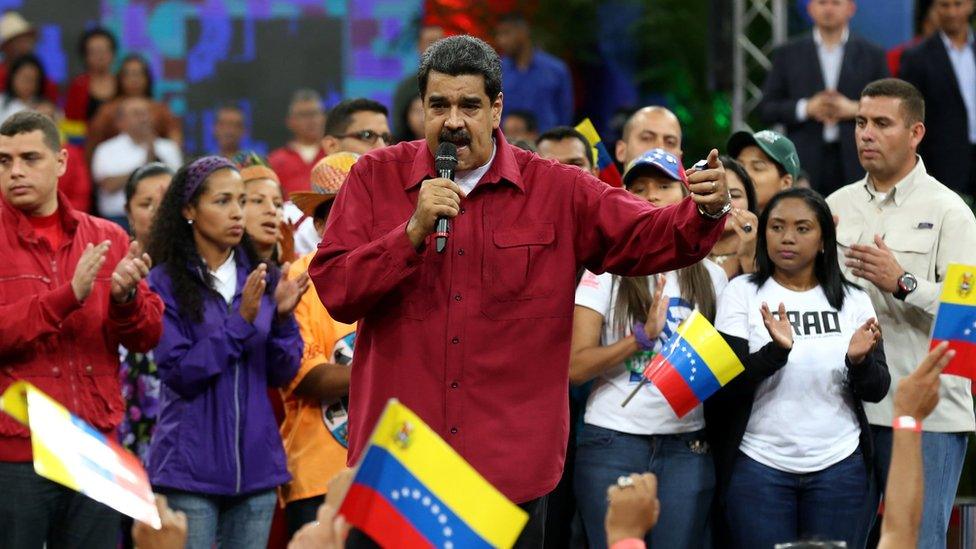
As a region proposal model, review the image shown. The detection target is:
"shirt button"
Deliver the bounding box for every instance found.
[451,381,459,389]
[457,249,465,256]
[460,208,466,215]
[52,367,60,375]
[85,364,93,374]
[454,294,462,301]
[450,427,459,434]
[451,336,460,344]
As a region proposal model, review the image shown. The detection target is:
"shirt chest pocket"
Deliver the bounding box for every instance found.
[482,224,557,319]
[0,273,51,305]
[886,230,937,279]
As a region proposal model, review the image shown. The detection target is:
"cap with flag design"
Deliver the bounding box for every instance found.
[726,129,801,179]
[623,148,688,187]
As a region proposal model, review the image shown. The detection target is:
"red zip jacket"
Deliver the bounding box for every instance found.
[0,191,164,462]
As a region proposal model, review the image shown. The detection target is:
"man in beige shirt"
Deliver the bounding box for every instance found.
[827,78,976,549]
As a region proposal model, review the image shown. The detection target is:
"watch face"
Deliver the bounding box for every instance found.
[900,273,918,292]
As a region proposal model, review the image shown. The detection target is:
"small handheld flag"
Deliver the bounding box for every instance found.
[575,118,623,187]
[622,311,744,417]
[930,263,976,383]
[0,381,161,528]
[338,399,528,548]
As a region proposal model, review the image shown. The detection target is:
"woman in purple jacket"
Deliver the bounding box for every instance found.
[145,156,309,549]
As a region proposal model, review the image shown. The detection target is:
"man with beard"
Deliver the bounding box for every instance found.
[310,35,732,547]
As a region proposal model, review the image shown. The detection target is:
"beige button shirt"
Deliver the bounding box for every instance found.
[827,157,976,432]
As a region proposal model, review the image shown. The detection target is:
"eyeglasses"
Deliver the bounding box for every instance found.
[333,130,392,145]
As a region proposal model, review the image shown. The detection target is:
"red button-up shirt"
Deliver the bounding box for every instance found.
[310,129,724,502]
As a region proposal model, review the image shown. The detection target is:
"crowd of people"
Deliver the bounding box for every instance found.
[0,1,974,548]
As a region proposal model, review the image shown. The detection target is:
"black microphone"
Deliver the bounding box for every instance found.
[433,142,458,253]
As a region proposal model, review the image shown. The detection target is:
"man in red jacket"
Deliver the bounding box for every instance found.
[0,111,164,548]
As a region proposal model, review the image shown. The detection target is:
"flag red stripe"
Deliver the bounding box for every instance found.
[931,338,976,381]
[339,484,434,549]
[647,357,700,417]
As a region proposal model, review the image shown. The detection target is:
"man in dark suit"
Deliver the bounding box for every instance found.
[757,0,888,196]
[899,0,976,197]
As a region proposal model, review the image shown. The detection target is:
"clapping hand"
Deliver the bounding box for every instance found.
[847,318,882,365]
[761,302,794,350]
[275,262,310,319]
[111,241,152,303]
[643,274,669,341]
[239,263,267,324]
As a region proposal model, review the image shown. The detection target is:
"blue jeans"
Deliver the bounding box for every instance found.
[724,450,875,549]
[872,427,968,549]
[574,424,714,549]
[160,489,277,549]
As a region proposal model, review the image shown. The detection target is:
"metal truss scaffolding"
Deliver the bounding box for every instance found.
[732,0,788,130]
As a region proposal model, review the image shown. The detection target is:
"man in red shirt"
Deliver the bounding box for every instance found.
[0,111,163,547]
[269,89,327,196]
[310,35,730,546]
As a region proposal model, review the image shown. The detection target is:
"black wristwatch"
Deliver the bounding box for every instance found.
[893,272,918,301]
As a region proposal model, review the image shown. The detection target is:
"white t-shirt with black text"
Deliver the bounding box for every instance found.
[574,262,728,435]
[715,276,876,473]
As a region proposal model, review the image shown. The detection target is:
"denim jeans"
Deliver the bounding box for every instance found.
[872,426,968,549]
[0,462,120,549]
[160,489,277,549]
[724,450,875,549]
[574,424,714,549]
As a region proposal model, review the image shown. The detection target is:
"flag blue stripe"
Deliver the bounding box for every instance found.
[595,142,614,170]
[356,445,491,548]
[660,334,722,401]
[933,302,976,343]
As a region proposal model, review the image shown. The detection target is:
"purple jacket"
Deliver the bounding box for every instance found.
[147,251,301,495]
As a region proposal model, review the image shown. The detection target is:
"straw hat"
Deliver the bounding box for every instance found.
[0,12,36,49]
[290,151,359,217]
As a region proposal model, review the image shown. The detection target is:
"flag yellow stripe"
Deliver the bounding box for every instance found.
[678,312,744,385]
[369,401,528,548]
[575,118,602,145]
[939,264,976,306]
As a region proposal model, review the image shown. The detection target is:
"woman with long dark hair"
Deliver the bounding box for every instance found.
[145,156,307,548]
[86,54,181,158]
[706,187,890,548]
[64,27,118,138]
[0,54,45,122]
[571,149,727,549]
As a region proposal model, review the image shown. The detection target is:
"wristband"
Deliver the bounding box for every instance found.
[610,539,646,549]
[632,322,655,351]
[892,415,922,432]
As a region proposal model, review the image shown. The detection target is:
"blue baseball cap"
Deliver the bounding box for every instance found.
[623,148,687,187]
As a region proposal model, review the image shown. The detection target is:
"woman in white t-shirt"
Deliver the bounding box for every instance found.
[571,149,727,549]
[706,188,889,549]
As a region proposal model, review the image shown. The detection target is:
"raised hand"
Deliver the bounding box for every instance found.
[406,178,466,249]
[643,274,669,340]
[239,263,267,323]
[274,262,311,318]
[893,341,955,421]
[605,473,660,546]
[686,149,730,217]
[71,240,111,302]
[760,301,794,350]
[847,318,882,365]
[845,235,904,293]
[111,241,152,303]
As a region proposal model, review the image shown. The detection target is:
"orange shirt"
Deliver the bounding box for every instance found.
[279,252,355,504]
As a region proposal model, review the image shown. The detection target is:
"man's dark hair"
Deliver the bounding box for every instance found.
[0,110,61,152]
[216,102,244,117]
[504,110,538,133]
[537,126,593,166]
[325,98,389,136]
[861,78,925,125]
[417,35,502,101]
[77,27,117,62]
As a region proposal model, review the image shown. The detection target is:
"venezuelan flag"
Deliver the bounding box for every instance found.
[575,118,623,187]
[339,399,528,548]
[0,381,160,528]
[643,311,745,417]
[930,263,976,381]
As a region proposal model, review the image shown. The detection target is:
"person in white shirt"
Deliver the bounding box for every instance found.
[0,54,44,123]
[571,149,727,549]
[707,187,889,549]
[91,96,181,228]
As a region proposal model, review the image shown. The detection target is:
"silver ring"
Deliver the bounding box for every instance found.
[742,224,753,233]
[712,182,717,192]
[616,475,635,488]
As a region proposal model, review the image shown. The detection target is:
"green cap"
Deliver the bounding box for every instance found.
[727,129,801,179]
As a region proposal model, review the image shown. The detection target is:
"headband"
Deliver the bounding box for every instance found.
[182,156,237,205]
